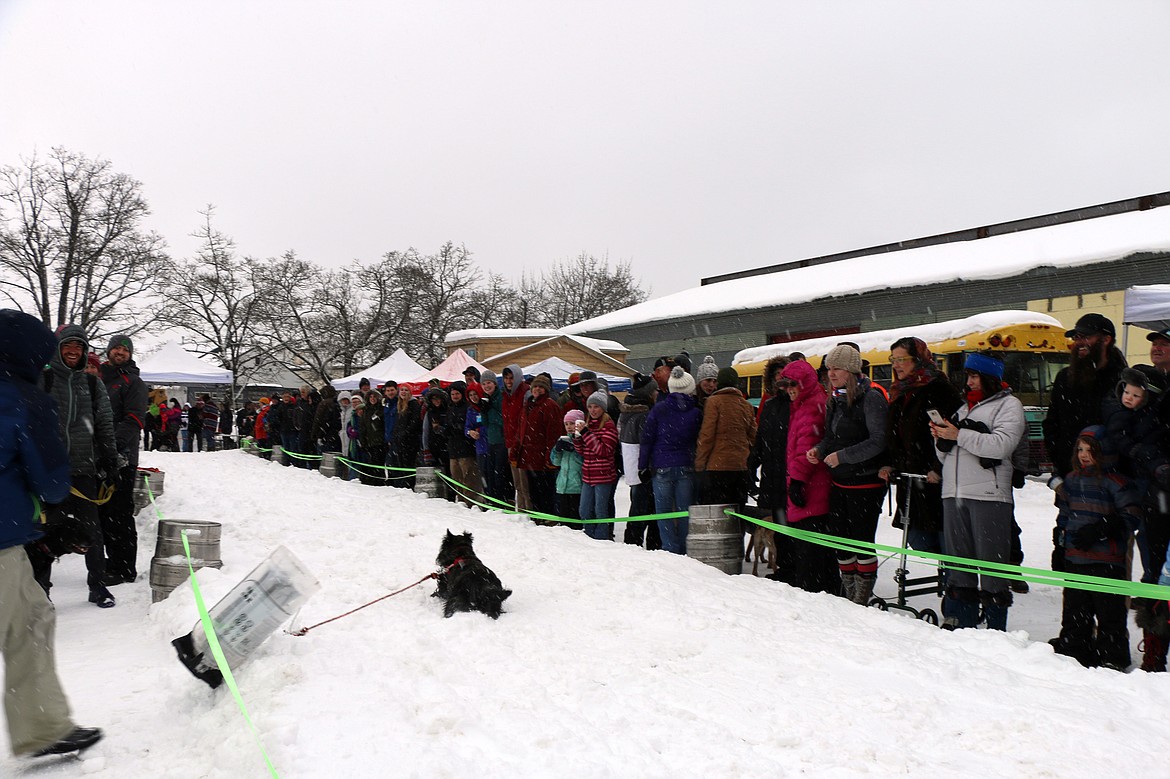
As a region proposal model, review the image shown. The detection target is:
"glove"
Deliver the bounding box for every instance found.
[554,438,574,453]
[1047,474,1064,493]
[789,479,806,508]
[1071,517,1121,551]
[347,427,358,439]
[638,468,652,484]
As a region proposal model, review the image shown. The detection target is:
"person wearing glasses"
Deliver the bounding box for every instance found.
[1041,313,1127,571]
[877,337,962,558]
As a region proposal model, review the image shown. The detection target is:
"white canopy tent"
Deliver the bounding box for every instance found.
[332,348,427,390]
[137,341,233,385]
[521,356,632,392]
[1124,284,1170,334]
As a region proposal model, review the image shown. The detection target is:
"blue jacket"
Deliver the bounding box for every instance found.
[639,392,701,471]
[0,310,71,550]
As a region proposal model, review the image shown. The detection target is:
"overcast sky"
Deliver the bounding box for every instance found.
[2,0,1167,301]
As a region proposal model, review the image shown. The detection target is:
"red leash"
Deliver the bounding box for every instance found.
[291,559,464,637]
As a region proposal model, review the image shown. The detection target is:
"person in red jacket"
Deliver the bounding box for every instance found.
[573,390,619,541]
[501,363,531,511]
[779,359,836,594]
[515,375,564,518]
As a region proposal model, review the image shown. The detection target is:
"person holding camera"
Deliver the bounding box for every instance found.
[931,352,1026,631]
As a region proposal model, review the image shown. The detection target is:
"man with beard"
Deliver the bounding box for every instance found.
[1042,313,1127,571]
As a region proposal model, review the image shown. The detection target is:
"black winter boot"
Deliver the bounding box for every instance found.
[31,727,103,757]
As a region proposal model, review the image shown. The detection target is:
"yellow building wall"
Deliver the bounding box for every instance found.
[1027,288,1155,367]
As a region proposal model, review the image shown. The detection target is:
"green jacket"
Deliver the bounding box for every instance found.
[550,436,583,495]
[484,388,506,446]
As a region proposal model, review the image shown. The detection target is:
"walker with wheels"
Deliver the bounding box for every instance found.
[868,472,943,625]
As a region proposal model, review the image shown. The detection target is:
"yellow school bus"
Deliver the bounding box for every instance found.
[731,311,1070,470]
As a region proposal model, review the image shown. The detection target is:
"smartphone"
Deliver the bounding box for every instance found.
[926,409,945,425]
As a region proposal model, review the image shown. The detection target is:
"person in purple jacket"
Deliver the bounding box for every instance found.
[639,367,703,554]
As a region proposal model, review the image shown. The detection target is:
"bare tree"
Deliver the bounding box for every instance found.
[157,208,269,400]
[398,242,482,365]
[0,147,169,337]
[534,252,648,328]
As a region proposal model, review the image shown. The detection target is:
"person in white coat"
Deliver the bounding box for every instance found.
[931,352,1026,631]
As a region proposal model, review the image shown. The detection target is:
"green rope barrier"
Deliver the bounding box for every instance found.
[281,449,323,462]
[726,509,1170,600]
[334,455,417,473]
[143,475,282,778]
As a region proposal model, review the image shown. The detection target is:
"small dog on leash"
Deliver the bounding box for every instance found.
[432,530,512,619]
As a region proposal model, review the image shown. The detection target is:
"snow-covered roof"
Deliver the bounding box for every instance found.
[733,311,1064,366]
[137,341,233,385]
[565,207,1170,335]
[445,328,626,353]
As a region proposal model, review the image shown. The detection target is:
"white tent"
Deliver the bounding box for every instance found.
[1124,284,1170,334]
[522,356,632,392]
[402,348,486,388]
[137,341,233,385]
[332,348,427,390]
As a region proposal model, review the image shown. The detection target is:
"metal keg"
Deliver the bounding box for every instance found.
[685,504,743,574]
[150,519,224,602]
[320,451,339,478]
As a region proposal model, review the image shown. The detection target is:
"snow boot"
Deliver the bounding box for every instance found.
[89,587,115,609]
[980,590,1011,631]
[853,574,877,606]
[838,572,857,601]
[30,727,103,757]
[1140,631,1168,673]
[944,586,981,629]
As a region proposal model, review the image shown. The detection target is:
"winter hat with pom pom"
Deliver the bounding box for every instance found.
[667,366,696,395]
[695,355,719,383]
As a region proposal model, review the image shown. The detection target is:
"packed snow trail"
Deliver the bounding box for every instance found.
[4,450,1167,778]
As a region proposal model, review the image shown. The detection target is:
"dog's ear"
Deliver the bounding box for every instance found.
[463,531,473,543]
[446,529,455,540]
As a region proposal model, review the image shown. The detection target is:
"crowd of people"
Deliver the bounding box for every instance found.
[4,307,1170,759]
[235,312,1170,674]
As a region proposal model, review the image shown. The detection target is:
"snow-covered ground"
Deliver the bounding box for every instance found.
[4,450,1167,777]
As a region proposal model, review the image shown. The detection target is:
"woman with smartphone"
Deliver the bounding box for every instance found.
[930,352,1026,630]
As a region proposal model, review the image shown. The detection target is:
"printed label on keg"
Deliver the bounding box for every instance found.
[214,580,288,660]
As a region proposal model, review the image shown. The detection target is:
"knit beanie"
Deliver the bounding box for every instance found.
[86,352,101,371]
[464,381,483,400]
[338,391,352,402]
[695,355,719,383]
[716,366,739,390]
[564,409,585,425]
[531,375,552,393]
[964,352,1005,380]
[586,390,608,409]
[107,333,134,355]
[825,344,863,374]
[480,369,498,386]
[667,366,696,395]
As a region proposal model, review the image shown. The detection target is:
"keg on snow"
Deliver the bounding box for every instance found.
[272,444,288,466]
[320,451,340,478]
[132,468,166,516]
[413,466,445,498]
[150,519,224,602]
[685,504,743,574]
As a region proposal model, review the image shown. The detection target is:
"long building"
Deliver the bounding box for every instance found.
[563,193,1170,372]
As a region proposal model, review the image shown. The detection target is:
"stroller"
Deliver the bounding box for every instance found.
[868,473,944,625]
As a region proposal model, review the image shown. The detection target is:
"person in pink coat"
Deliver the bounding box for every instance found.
[778,359,837,593]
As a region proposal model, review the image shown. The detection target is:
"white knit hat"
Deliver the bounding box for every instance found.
[667,366,696,395]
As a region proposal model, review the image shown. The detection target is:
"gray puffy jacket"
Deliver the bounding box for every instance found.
[43,325,119,477]
[936,389,1026,504]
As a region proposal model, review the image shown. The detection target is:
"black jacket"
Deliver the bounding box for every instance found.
[100,358,148,468]
[1043,350,1126,475]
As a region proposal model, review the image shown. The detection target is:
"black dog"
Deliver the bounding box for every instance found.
[432,530,511,619]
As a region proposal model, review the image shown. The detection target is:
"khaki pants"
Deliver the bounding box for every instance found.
[510,464,532,512]
[0,546,74,755]
[448,457,485,508]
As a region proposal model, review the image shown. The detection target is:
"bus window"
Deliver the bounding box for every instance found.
[1002,352,1069,407]
[747,375,762,399]
[870,364,892,388]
